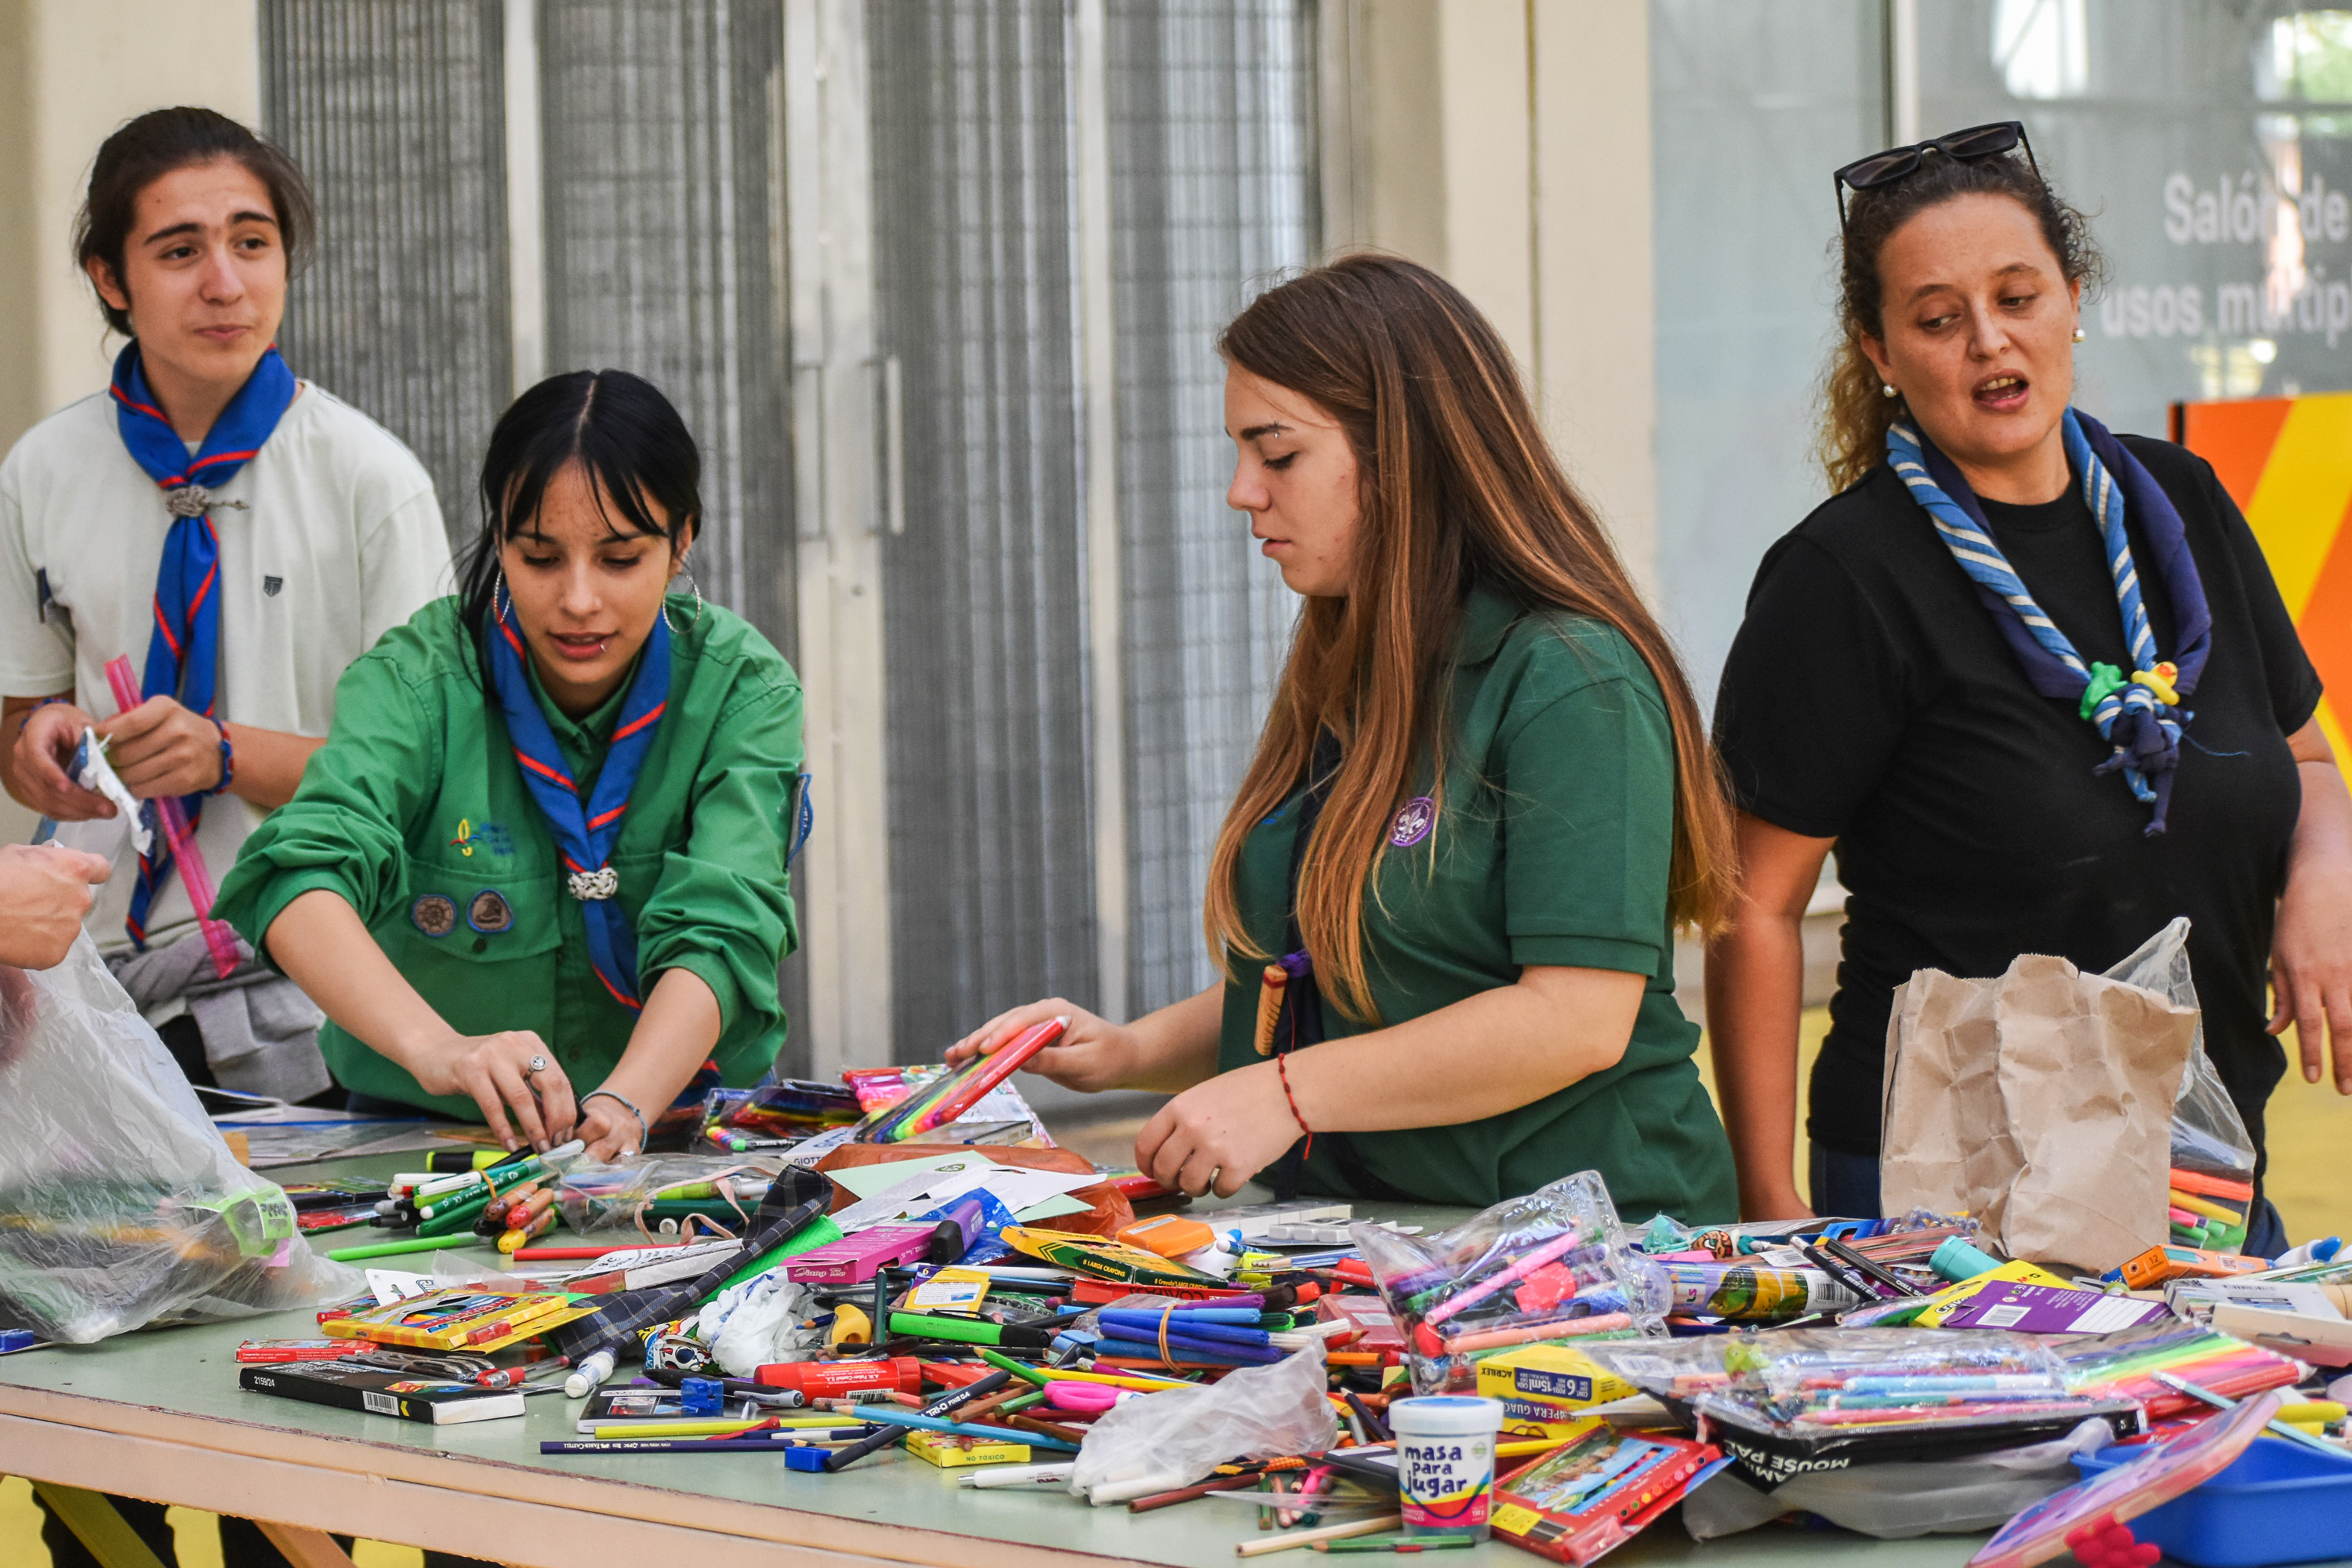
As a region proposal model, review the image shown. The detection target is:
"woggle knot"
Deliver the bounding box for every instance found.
[566,867,620,901]
[2078,662,2129,721]
[2132,664,2180,706]
[164,485,212,517]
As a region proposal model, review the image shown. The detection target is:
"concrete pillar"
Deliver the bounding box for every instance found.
[1321,0,1658,595]
[0,0,260,455]
[0,0,260,840]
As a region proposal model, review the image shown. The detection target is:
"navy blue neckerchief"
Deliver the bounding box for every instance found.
[1899,409,2212,833]
[486,590,671,1011]
[110,343,296,945]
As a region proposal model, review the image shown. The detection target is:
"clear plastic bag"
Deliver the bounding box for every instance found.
[2107,919,2256,1182]
[1585,1330,2139,1487]
[1352,1170,1668,1396]
[1066,1341,1338,1504]
[555,1155,784,1237]
[1682,1417,2116,1541]
[0,934,359,1342]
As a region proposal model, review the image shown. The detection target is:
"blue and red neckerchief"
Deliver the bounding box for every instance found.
[110,342,296,946]
[485,589,671,1011]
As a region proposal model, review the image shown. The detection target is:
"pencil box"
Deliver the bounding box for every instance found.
[783,1225,938,1283]
[240,1362,523,1425]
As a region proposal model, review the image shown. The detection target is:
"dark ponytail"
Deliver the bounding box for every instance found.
[456,370,703,652]
[74,107,316,337]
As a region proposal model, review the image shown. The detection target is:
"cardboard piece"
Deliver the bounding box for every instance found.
[1880,952,2198,1275]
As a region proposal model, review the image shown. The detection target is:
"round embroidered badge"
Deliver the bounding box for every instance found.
[1388,796,1436,848]
[467,889,516,934]
[411,894,458,938]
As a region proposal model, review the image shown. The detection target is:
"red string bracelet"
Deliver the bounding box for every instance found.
[1276,1051,1312,1160]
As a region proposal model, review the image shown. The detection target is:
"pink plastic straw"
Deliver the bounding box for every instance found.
[105,655,241,979]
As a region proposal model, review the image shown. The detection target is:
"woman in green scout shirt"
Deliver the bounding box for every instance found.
[949,256,1740,1218]
[216,371,803,1159]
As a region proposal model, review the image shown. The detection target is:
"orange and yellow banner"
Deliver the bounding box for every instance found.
[2175,392,2352,760]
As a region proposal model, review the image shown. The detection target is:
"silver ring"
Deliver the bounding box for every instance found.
[526,1054,548,1076]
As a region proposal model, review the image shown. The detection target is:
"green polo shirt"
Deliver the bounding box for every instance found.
[1217,586,1737,1221]
[216,595,804,1117]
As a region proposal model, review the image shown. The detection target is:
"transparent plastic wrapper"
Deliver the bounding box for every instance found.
[1585,1330,2141,1487]
[1066,1342,1337,1504]
[0,934,360,1342]
[556,1155,783,1237]
[1682,1418,2116,1541]
[1352,1170,1668,1396]
[2111,919,2257,1182]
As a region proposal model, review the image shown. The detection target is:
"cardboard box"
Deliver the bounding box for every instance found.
[1474,1344,1637,1436]
[903,1429,1032,1468]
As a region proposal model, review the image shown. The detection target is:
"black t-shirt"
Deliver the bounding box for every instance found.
[1715,436,2321,1167]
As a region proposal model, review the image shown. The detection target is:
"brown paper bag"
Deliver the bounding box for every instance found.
[1879,951,2198,1274]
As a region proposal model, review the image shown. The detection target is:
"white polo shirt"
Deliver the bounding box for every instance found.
[0,380,453,954]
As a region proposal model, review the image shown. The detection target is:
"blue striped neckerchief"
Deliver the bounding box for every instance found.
[109,342,297,946]
[1887,407,2212,835]
[486,589,672,1010]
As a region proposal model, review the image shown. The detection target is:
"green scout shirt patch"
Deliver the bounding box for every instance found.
[467,890,515,933]
[412,894,458,938]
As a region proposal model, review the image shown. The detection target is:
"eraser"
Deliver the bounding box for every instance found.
[784,1446,831,1472]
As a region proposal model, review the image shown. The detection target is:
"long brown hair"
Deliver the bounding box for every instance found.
[1206,255,1736,1025]
[1818,143,2103,492]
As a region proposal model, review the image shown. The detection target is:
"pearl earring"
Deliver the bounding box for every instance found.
[1881,383,1898,399]
[2072,326,2086,343]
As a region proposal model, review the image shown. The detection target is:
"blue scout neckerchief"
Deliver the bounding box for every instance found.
[110,342,297,946]
[1887,408,2212,834]
[486,588,670,1011]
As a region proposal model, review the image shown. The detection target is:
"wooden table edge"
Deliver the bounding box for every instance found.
[0,1382,1168,1568]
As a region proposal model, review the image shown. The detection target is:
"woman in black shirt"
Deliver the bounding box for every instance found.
[1708,124,2352,1249]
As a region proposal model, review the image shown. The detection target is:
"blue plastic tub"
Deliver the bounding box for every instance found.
[2074,1436,2352,1567]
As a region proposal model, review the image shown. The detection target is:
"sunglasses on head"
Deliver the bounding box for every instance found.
[1834,121,2040,233]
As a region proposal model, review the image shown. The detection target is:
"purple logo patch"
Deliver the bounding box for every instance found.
[1388,796,1436,848]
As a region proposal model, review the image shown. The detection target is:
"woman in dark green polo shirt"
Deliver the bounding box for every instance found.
[216,371,803,1159]
[949,256,1740,1218]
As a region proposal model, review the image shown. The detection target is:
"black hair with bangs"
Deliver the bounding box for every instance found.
[456,369,702,652]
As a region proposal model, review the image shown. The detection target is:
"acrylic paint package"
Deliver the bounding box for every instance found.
[1585,1329,2143,1488]
[0,933,359,1341]
[1352,1170,1668,1397]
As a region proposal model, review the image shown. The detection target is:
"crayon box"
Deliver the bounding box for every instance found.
[1474,1343,1639,1437]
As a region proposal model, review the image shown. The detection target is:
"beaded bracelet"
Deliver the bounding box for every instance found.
[1276,1051,1313,1160]
[205,718,234,796]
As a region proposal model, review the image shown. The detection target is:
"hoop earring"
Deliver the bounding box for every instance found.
[494,568,513,622]
[1881,383,1899,399]
[664,568,705,634]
